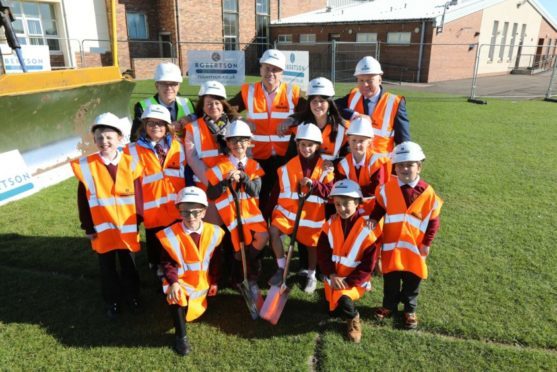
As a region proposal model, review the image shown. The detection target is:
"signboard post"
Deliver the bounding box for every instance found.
[188,50,245,86]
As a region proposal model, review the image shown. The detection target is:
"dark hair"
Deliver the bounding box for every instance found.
[93,125,122,136]
[136,118,174,140]
[194,95,240,121]
[290,95,346,143]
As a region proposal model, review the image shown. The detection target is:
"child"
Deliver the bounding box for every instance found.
[125,104,185,280]
[368,141,443,329]
[157,186,225,356]
[317,179,380,343]
[206,120,269,293]
[269,123,335,293]
[337,116,391,215]
[72,112,143,319]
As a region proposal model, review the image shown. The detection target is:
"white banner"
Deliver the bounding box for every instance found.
[188,51,245,86]
[0,150,34,203]
[281,50,309,91]
[1,45,51,74]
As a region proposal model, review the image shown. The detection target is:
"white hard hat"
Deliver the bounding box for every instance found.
[329,179,363,199]
[295,123,322,144]
[91,112,126,135]
[198,80,227,99]
[141,104,171,124]
[225,119,252,138]
[176,186,208,207]
[346,116,373,138]
[354,56,383,76]
[307,77,335,97]
[154,62,183,83]
[259,49,286,70]
[392,141,426,164]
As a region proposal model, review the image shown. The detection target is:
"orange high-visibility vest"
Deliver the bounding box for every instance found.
[184,117,223,187]
[272,156,335,247]
[157,222,224,322]
[241,81,300,159]
[125,140,185,229]
[71,152,142,254]
[347,88,402,154]
[320,123,347,161]
[337,150,391,214]
[206,155,268,252]
[375,178,443,279]
[322,214,380,311]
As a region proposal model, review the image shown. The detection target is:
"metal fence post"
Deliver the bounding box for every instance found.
[545,61,557,102]
[468,43,486,104]
[331,39,336,84]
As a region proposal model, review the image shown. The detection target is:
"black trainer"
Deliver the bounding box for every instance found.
[106,302,120,320]
[174,336,192,356]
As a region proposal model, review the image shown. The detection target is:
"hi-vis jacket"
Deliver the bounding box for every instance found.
[157,222,224,322]
[322,214,380,311]
[337,150,391,214]
[206,155,267,252]
[184,117,223,187]
[125,137,185,229]
[139,95,194,120]
[241,81,300,159]
[347,88,403,154]
[375,178,443,279]
[320,123,347,161]
[71,152,143,254]
[272,156,335,247]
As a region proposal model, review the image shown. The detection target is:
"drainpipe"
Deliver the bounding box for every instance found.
[109,0,118,68]
[174,0,181,66]
[417,20,426,82]
[278,0,281,21]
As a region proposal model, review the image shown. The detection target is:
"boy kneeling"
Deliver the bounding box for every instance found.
[317,179,380,342]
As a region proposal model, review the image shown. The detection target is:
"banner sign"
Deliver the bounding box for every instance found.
[0,150,34,203]
[281,50,309,91]
[188,51,245,85]
[1,45,51,73]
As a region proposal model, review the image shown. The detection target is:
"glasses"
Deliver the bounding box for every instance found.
[146,121,167,127]
[180,209,204,218]
[227,137,250,144]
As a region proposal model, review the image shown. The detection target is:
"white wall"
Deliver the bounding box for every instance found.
[63,0,110,52]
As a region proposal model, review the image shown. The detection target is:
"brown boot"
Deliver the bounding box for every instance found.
[347,313,362,343]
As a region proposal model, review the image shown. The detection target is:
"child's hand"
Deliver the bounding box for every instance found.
[208,284,218,297]
[86,233,97,240]
[367,219,378,230]
[322,160,334,173]
[168,282,183,304]
[277,117,294,136]
[420,245,430,257]
[227,170,242,183]
[330,274,347,290]
[300,177,313,190]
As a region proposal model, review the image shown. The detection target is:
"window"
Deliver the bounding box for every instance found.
[356,33,377,43]
[386,32,411,44]
[127,12,148,40]
[6,1,60,51]
[498,22,508,62]
[508,23,518,60]
[223,0,239,50]
[300,33,316,44]
[256,0,270,47]
[488,21,499,61]
[277,34,292,43]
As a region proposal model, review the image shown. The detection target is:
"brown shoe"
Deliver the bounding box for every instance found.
[374,307,392,321]
[347,313,362,343]
[403,312,418,329]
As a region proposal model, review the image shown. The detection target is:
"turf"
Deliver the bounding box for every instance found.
[1,81,556,370]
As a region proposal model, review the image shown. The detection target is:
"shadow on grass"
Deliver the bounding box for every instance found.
[0,234,329,347]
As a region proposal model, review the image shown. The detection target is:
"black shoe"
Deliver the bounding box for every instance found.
[129,297,141,313]
[106,302,120,320]
[174,336,192,356]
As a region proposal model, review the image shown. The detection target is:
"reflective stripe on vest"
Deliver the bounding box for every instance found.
[176,97,193,116]
[227,215,266,231]
[321,125,345,161]
[275,205,323,229]
[246,83,295,121]
[191,120,220,159]
[144,193,178,210]
[95,222,137,234]
[251,134,291,143]
[328,226,372,268]
[348,90,362,111]
[142,96,192,117]
[373,94,397,138]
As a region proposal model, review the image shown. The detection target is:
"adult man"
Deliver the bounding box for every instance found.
[228,49,304,217]
[131,62,195,141]
[335,56,410,154]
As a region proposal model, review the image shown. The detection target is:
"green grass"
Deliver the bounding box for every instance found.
[1,82,557,370]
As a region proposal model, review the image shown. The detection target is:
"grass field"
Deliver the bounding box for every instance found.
[1,81,556,370]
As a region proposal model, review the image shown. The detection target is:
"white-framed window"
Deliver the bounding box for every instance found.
[508,23,518,60]
[386,32,411,45]
[488,20,499,62]
[498,22,509,62]
[223,0,239,50]
[356,33,377,43]
[277,34,292,43]
[300,33,316,44]
[126,12,148,40]
[6,0,60,52]
[256,0,270,46]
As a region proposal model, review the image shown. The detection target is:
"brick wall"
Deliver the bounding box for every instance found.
[133,57,176,80]
[537,16,557,69]
[275,0,326,21]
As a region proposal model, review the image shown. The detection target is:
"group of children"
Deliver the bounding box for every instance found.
[72,78,442,356]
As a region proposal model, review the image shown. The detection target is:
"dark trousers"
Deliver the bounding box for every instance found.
[383,271,421,313]
[98,249,140,304]
[169,305,187,338]
[257,155,288,220]
[329,295,358,320]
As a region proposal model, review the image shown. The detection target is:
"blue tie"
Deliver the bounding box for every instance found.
[363,98,371,115]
